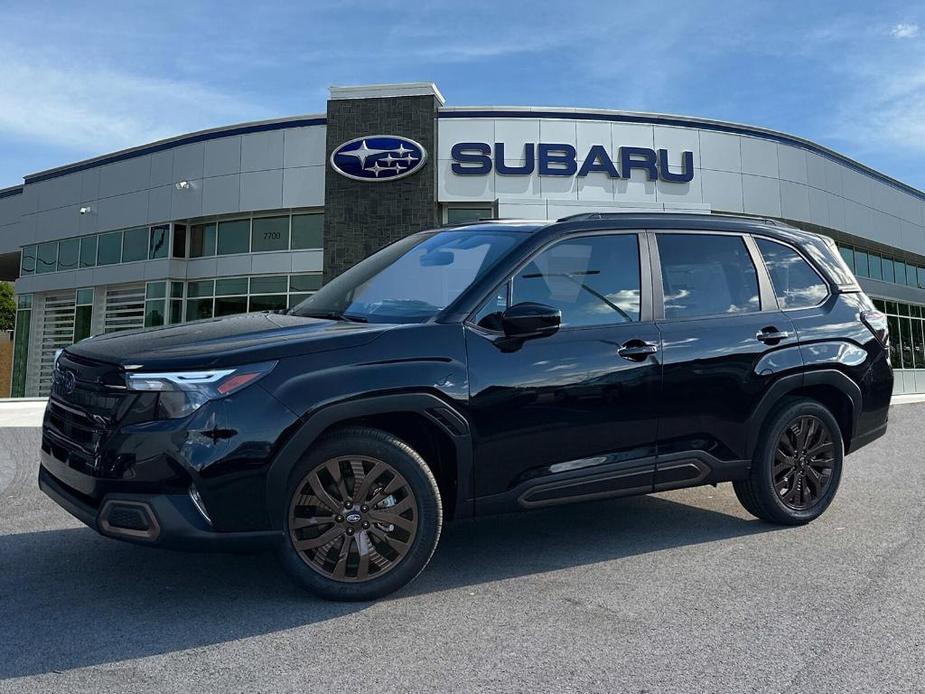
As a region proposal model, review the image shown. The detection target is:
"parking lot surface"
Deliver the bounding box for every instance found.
[1,405,923,693]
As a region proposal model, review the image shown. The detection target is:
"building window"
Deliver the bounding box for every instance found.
[838,246,854,272]
[248,275,287,311]
[217,219,250,255]
[122,227,148,263]
[189,223,217,258]
[289,273,323,306]
[144,281,167,327]
[79,236,98,268]
[21,246,36,275]
[57,238,79,272]
[251,216,289,252]
[74,288,94,342]
[11,296,32,397]
[186,279,215,320]
[168,281,184,324]
[853,250,869,278]
[868,253,882,280]
[149,225,170,259]
[215,277,249,317]
[36,242,57,274]
[291,213,323,249]
[97,232,122,266]
[172,224,187,258]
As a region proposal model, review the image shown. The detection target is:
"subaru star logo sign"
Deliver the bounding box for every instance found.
[330,135,427,182]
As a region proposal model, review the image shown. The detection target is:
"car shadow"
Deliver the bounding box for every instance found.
[0,493,778,680]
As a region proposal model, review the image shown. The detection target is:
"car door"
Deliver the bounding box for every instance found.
[464,231,662,511]
[651,230,798,486]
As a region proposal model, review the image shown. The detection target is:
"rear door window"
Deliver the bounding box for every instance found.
[657,233,760,320]
[755,238,829,309]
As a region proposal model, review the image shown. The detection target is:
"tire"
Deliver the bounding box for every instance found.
[277,426,442,601]
[734,398,844,525]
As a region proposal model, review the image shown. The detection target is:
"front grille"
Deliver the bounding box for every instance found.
[43,352,128,476]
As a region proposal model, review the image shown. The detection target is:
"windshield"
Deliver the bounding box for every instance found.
[291,230,522,323]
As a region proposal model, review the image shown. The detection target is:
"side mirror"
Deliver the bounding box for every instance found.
[501,302,561,340]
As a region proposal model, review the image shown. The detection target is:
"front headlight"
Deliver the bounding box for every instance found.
[126,361,277,419]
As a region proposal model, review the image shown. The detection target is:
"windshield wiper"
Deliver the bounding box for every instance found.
[296,310,368,323]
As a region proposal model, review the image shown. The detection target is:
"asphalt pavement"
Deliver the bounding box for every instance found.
[1,405,923,693]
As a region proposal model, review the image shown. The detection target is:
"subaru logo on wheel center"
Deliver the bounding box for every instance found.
[330,135,427,182]
[345,512,362,524]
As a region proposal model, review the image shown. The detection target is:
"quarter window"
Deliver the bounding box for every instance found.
[755,238,828,309]
[657,234,760,319]
[510,234,641,327]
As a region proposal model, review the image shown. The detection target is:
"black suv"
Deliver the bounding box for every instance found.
[40,213,892,600]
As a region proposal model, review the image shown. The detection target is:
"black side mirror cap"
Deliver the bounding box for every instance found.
[501,302,561,339]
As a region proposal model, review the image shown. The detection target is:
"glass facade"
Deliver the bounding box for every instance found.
[873,298,925,370]
[838,241,925,289]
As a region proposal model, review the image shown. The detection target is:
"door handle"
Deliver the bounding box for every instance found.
[618,340,658,361]
[756,328,791,344]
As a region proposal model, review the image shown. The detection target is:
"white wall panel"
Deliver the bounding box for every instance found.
[777,145,807,184]
[150,150,173,187]
[170,179,203,220]
[700,169,743,213]
[241,131,285,173]
[284,127,326,168]
[741,137,779,178]
[437,119,493,160]
[282,166,325,208]
[96,191,148,231]
[172,143,205,183]
[202,174,241,215]
[742,174,781,217]
[99,157,151,198]
[240,170,283,211]
[697,131,741,172]
[780,180,811,222]
[204,136,242,178]
[147,185,172,224]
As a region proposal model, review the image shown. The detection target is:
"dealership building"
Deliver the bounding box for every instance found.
[2,81,925,397]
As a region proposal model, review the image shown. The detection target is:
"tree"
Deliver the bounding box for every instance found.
[0,282,15,332]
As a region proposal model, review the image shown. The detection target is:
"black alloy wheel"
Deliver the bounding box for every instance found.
[773,414,836,511]
[734,398,844,525]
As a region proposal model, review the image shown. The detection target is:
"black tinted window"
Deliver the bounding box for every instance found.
[511,234,640,326]
[658,234,759,319]
[756,238,828,309]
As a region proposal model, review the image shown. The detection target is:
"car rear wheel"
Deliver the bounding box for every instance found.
[734,398,844,525]
[278,427,442,601]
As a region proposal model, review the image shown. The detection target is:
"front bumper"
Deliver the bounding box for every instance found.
[39,463,282,554]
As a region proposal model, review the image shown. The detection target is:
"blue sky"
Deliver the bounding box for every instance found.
[1,1,923,189]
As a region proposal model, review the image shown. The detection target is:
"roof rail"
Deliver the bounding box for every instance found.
[556,210,785,227]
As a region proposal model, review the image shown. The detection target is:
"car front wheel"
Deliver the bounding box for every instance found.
[277,426,442,601]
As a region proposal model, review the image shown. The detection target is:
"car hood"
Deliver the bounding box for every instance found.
[66,312,394,370]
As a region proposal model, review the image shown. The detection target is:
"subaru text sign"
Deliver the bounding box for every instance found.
[450,142,694,182]
[330,135,427,182]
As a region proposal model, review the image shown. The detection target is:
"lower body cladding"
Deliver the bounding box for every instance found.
[475,450,752,514]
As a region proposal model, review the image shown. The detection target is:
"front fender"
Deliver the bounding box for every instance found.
[264,392,473,528]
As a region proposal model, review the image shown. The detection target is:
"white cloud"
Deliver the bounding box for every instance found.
[0,46,271,164]
[890,23,920,39]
